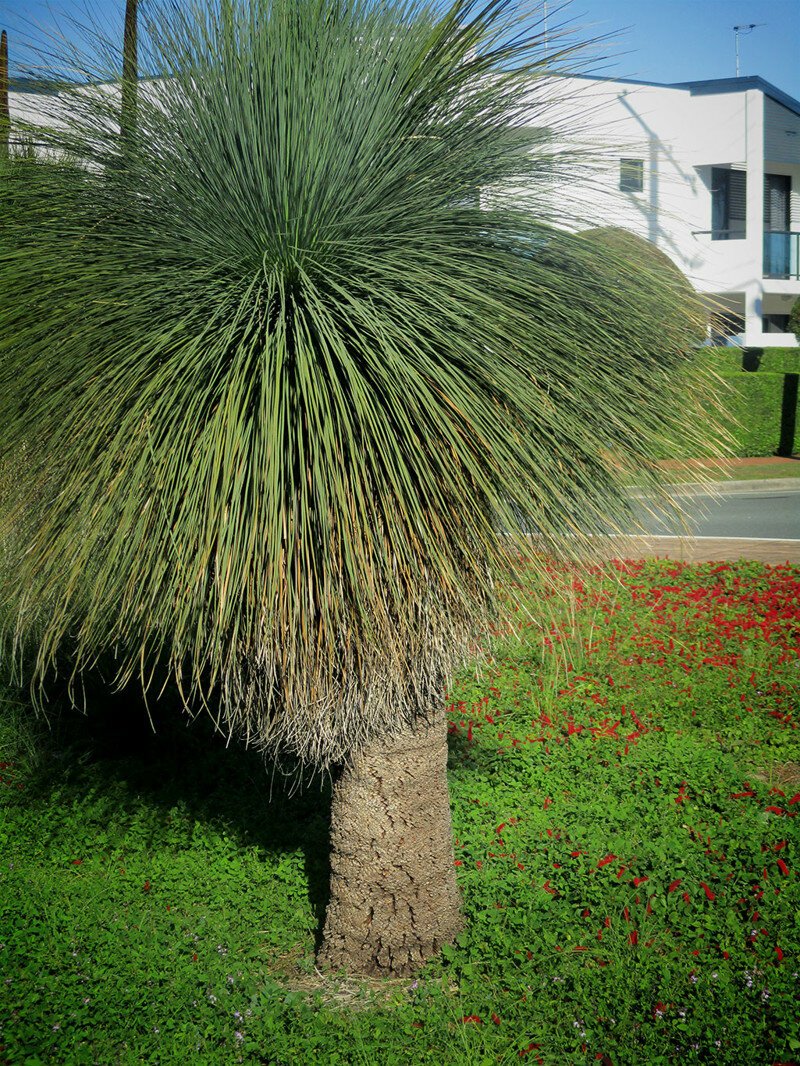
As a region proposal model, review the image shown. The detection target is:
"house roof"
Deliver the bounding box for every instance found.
[668,77,800,119]
[571,73,800,120]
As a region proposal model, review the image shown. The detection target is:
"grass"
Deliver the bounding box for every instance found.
[1,558,798,1065]
[653,458,800,484]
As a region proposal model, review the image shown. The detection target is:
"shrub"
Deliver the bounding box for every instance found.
[703,346,800,375]
[788,297,800,344]
[716,372,798,457]
[659,349,800,458]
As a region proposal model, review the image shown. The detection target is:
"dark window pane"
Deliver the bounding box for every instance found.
[619,159,643,192]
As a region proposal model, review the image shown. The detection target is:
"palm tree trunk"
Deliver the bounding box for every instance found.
[320,708,462,977]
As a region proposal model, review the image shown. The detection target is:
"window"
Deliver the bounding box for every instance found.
[711,167,746,240]
[763,313,790,334]
[619,159,644,193]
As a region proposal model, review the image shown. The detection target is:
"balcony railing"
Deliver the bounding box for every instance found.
[764,231,800,280]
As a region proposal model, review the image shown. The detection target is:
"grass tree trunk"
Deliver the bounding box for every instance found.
[320,709,462,977]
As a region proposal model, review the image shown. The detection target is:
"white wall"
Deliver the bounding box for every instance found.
[529,76,800,346]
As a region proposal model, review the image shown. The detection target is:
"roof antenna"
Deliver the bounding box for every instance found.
[733,23,763,78]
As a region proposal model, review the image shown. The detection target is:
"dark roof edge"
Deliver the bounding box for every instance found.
[568,72,800,120]
[668,77,800,118]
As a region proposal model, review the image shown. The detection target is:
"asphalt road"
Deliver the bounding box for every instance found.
[630,482,800,540]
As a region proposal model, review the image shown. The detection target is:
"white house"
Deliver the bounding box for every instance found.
[9,71,800,346]
[532,74,800,347]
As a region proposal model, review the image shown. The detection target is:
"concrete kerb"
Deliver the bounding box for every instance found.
[579,535,800,565]
[627,478,800,499]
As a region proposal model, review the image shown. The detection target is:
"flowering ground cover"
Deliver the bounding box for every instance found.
[0,559,798,1064]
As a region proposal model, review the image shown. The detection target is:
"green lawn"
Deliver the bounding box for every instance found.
[621,459,800,487]
[1,558,798,1065]
[663,461,800,484]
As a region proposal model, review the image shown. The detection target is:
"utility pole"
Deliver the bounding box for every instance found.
[0,31,9,161]
[733,23,762,78]
[121,0,138,145]
[543,1,549,61]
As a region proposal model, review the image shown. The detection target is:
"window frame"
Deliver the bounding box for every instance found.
[619,158,644,193]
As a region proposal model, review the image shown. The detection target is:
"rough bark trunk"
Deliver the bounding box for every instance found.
[319,708,462,977]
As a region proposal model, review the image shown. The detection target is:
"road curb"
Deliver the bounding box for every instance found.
[581,535,800,564]
[628,478,800,498]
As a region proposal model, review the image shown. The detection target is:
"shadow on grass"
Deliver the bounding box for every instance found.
[1,676,333,948]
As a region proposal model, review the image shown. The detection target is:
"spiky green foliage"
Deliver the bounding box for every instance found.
[0,0,723,770]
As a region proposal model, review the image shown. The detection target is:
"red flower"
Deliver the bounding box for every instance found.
[461,1015,482,1024]
[629,930,638,946]
[143,880,151,892]
[597,854,616,868]
[632,876,649,887]
[777,859,789,876]
[491,1013,501,1025]
[775,946,784,962]
[519,1043,541,1059]
[700,882,715,901]
[668,879,682,892]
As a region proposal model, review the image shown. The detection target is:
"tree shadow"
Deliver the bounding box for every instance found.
[7,676,333,950]
[778,373,798,458]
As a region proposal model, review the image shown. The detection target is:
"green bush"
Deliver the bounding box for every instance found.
[788,297,800,343]
[658,349,799,458]
[702,346,800,375]
[717,371,798,456]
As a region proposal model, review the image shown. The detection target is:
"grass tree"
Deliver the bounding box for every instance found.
[0,0,721,976]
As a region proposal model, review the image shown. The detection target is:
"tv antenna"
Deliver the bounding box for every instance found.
[733,23,763,78]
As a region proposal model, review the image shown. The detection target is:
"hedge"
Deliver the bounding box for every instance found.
[661,347,800,459]
[716,371,798,457]
[703,346,800,375]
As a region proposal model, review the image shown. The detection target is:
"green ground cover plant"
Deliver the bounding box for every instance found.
[1,558,798,1065]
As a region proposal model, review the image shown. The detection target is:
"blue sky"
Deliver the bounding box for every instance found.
[4,0,800,102]
[571,0,800,99]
